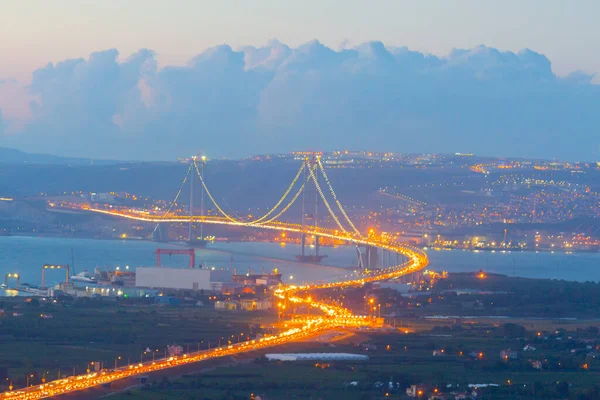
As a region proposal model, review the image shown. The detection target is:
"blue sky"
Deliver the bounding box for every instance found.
[0,1,599,161]
[2,0,599,80]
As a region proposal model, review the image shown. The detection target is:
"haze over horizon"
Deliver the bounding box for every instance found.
[0,1,599,161]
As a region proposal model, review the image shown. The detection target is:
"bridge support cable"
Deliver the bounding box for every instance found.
[153,163,193,233]
[305,158,349,234]
[316,158,362,237]
[193,160,240,223]
[246,162,306,224]
[250,163,316,225]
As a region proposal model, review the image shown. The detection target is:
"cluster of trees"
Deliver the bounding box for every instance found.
[432,275,600,318]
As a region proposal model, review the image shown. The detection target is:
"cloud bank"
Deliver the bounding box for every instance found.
[0,41,598,161]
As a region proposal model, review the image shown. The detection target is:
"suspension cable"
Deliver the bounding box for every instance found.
[160,164,192,220]
[251,163,315,225]
[247,162,306,224]
[306,158,348,233]
[193,159,239,223]
[316,158,362,236]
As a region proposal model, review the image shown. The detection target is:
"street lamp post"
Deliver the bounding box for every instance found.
[114,356,121,370]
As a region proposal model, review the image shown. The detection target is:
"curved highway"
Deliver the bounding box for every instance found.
[2,209,428,399]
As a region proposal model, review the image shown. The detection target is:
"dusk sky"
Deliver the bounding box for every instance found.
[1,1,599,161]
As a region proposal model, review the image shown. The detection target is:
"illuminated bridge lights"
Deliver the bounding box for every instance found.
[3,240,427,399]
[2,159,429,399]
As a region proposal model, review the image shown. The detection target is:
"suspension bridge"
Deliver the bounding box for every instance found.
[2,155,429,399]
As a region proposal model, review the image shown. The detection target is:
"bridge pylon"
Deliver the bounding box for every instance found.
[152,223,169,242]
[366,245,380,269]
[188,155,208,248]
[296,153,327,263]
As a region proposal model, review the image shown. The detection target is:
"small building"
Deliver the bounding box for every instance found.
[167,345,183,356]
[500,349,518,360]
[240,298,271,311]
[90,192,115,204]
[406,384,426,397]
[232,270,282,286]
[530,360,542,370]
[215,300,238,311]
[220,282,243,296]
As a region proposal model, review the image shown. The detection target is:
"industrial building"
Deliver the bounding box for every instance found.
[135,267,211,290]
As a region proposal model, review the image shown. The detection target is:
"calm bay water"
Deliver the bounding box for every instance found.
[1,236,599,288]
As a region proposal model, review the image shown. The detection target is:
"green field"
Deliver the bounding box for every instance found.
[103,326,600,400]
[0,297,275,389]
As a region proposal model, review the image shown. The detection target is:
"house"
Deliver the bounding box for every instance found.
[406,384,426,397]
[167,345,183,356]
[523,345,536,351]
[433,349,445,356]
[500,349,518,360]
[530,360,542,370]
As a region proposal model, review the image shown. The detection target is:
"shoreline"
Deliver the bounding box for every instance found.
[4,232,599,255]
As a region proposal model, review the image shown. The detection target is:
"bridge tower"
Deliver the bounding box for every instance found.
[188,155,208,247]
[152,223,169,242]
[365,245,380,269]
[296,153,327,263]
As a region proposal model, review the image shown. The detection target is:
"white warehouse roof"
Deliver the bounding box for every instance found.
[265,353,369,361]
[135,267,211,290]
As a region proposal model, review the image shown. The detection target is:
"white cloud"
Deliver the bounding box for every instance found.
[0,41,598,161]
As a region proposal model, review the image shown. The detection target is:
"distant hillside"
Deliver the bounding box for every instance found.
[0,147,118,165]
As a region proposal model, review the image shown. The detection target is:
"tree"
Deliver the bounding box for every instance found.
[502,323,526,338]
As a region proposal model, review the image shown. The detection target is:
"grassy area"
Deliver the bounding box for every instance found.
[0,297,276,389]
[102,326,600,400]
[4,273,600,398]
